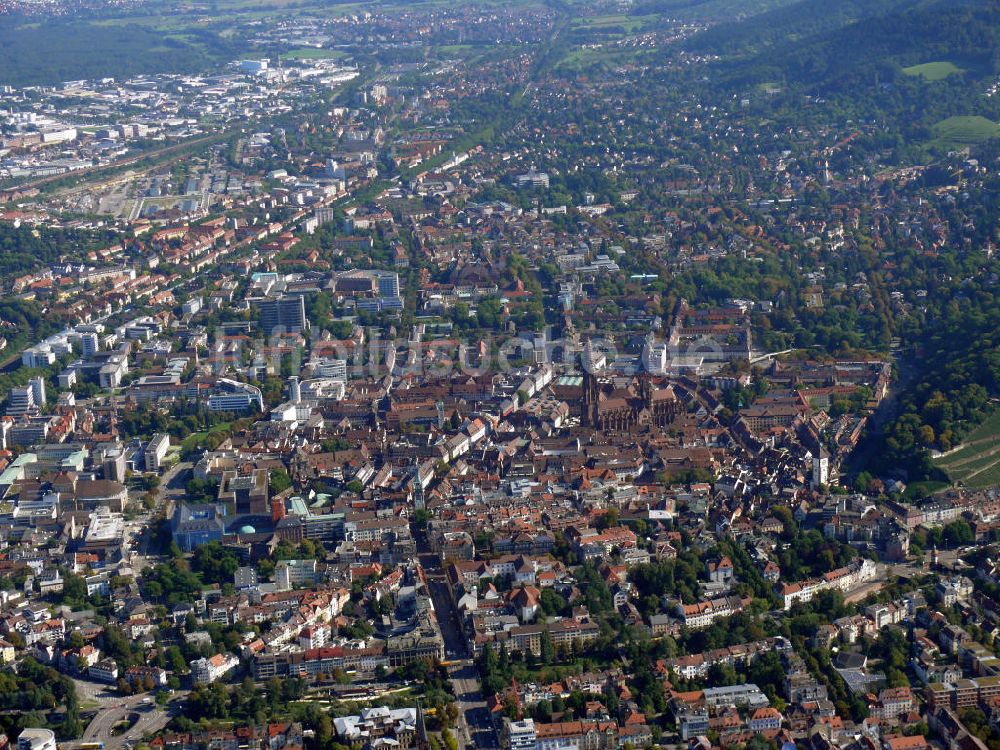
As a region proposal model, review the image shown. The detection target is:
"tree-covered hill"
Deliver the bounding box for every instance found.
[687,0,1000,92]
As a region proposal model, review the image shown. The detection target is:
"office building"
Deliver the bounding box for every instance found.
[257,295,308,334]
[206,379,264,412]
[310,357,348,382]
[514,171,549,189]
[375,270,400,299]
[218,468,269,514]
[6,384,36,417]
[239,59,269,74]
[503,719,536,750]
[171,503,227,552]
[315,206,338,225]
[275,558,318,590]
[235,567,259,591]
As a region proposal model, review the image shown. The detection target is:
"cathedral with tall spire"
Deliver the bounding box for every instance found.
[581,369,680,432]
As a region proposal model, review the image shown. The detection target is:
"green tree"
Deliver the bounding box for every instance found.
[540,630,555,665]
[269,468,293,494]
[61,572,87,604]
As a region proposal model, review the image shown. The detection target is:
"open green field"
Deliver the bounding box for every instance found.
[281,48,349,60]
[571,13,661,33]
[557,45,656,70]
[931,115,1000,149]
[97,0,498,30]
[204,0,526,12]
[436,44,478,55]
[902,60,965,81]
[934,411,1000,488]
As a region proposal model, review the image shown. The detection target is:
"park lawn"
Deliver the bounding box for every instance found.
[181,430,210,452]
[434,43,496,63]
[572,14,626,26]
[181,422,233,452]
[902,60,964,81]
[666,0,800,20]
[931,116,1000,149]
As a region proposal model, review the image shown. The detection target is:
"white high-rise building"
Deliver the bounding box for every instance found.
[22,345,55,369]
[642,332,668,375]
[80,332,100,358]
[315,205,338,224]
[145,433,170,472]
[30,376,46,408]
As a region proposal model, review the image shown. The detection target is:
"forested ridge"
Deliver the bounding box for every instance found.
[683,0,1000,130]
[687,0,1000,65]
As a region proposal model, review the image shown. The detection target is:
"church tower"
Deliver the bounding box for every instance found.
[581,369,599,428]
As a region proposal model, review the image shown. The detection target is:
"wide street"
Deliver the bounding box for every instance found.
[66,679,183,750]
[419,547,499,750]
[129,459,192,570]
[82,703,170,750]
[446,661,499,750]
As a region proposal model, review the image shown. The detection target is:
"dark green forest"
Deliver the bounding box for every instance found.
[0,21,241,86]
[0,223,119,278]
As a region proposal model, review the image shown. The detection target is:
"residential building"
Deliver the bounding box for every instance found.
[191,653,239,684]
[145,433,170,472]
